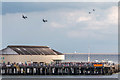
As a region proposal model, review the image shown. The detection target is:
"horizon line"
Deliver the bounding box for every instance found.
[63,53,119,55]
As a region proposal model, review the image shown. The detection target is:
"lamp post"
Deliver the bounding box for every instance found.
[88,44,90,62]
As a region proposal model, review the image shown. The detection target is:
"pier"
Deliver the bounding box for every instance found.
[0,62,119,75]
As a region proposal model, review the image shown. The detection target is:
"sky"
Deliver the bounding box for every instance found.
[1,2,118,53]
[0,2,2,50]
[1,0,119,2]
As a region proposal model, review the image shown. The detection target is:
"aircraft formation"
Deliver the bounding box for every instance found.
[89,9,95,14]
[22,9,95,22]
[22,15,48,23]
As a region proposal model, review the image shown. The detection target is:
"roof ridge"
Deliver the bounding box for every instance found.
[1,45,63,55]
[8,45,49,48]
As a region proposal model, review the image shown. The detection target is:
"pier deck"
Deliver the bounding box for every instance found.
[0,62,119,75]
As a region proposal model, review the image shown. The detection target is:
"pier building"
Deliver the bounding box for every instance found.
[0,45,65,64]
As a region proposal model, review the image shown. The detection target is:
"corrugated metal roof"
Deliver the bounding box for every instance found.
[3,45,63,55]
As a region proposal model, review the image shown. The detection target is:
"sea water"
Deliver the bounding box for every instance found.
[64,54,119,64]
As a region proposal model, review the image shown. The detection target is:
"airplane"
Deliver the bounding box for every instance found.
[43,19,47,22]
[22,15,27,19]
[93,9,95,11]
[89,12,91,14]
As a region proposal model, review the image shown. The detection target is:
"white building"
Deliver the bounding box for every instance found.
[0,45,65,64]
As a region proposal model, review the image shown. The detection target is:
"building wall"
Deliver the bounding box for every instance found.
[0,55,65,64]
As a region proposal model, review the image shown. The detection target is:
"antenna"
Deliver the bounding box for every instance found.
[87,31,90,62]
[88,44,90,62]
[74,51,77,53]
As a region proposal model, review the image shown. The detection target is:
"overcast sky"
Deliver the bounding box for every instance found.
[1,2,118,53]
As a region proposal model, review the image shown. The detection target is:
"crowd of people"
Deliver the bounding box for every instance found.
[0,61,113,68]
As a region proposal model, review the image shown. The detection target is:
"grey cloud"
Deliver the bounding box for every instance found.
[2,2,117,14]
[2,2,118,53]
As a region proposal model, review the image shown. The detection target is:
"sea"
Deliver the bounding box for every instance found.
[64,54,119,64]
[2,54,120,79]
